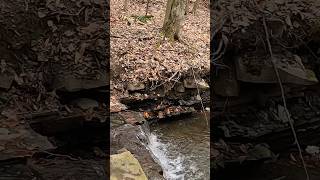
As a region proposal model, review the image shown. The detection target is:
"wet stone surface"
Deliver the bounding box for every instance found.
[110,124,164,180]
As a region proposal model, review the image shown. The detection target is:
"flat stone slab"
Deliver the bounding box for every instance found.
[111,124,164,180]
[0,115,55,161]
[235,54,318,85]
[53,71,108,92]
[111,150,148,180]
[29,157,106,180]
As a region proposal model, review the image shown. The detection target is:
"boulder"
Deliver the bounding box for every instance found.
[53,72,108,92]
[110,150,148,180]
[119,111,146,125]
[183,78,209,89]
[235,54,318,85]
[127,82,145,91]
[72,98,99,110]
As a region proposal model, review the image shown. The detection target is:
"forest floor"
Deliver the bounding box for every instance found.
[0,1,108,179]
[110,0,210,100]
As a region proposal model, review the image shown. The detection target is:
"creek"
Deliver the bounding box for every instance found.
[141,113,210,180]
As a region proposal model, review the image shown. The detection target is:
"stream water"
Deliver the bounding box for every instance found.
[142,113,210,180]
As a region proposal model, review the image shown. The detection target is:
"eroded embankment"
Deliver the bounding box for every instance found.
[110,76,210,179]
[212,0,320,179]
[110,0,210,178]
[0,1,108,179]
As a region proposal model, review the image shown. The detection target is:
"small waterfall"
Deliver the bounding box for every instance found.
[139,121,186,180]
[140,121,151,139]
[138,115,210,180]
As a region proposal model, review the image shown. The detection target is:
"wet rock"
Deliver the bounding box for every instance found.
[143,106,196,120]
[110,149,148,180]
[127,82,145,91]
[110,113,125,128]
[183,78,209,89]
[72,98,99,110]
[111,124,164,179]
[178,99,197,106]
[111,96,128,113]
[119,111,146,125]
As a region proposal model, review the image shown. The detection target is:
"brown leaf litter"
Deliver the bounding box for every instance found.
[110,0,210,98]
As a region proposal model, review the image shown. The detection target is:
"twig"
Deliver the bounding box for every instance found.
[36,150,79,161]
[145,0,150,15]
[149,71,179,91]
[222,96,229,114]
[262,16,310,180]
[191,66,208,126]
[124,0,128,11]
[110,35,123,38]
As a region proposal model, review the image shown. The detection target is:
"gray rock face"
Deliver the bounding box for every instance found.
[111,124,164,180]
[183,78,209,89]
[127,82,145,91]
[72,98,99,110]
[0,118,54,161]
[119,111,146,125]
[53,72,108,92]
[175,82,185,93]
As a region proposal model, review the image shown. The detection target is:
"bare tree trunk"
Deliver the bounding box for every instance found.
[124,0,128,11]
[162,0,186,40]
[192,0,199,15]
[185,0,189,15]
[146,0,150,15]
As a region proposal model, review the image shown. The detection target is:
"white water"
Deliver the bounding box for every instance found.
[140,115,210,180]
[148,133,186,180]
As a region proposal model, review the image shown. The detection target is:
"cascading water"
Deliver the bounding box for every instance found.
[140,113,210,180]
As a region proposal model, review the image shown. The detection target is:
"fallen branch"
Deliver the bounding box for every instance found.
[149,71,180,91]
[35,150,79,161]
[262,16,310,180]
[191,66,208,126]
[145,0,150,15]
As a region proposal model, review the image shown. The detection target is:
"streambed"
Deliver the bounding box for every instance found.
[143,113,210,180]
